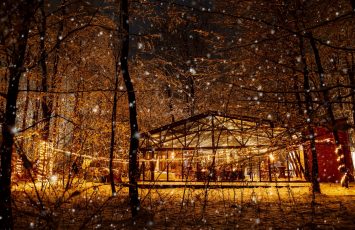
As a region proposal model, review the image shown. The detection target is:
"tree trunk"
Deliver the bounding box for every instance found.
[308,33,349,186]
[346,55,355,127]
[50,4,64,145]
[21,78,30,131]
[19,77,30,158]
[188,76,195,116]
[0,2,34,228]
[295,64,311,182]
[299,36,321,193]
[109,60,120,195]
[120,0,140,218]
[165,84,175,122]
[292,75,303,115]
[39,0,52,141]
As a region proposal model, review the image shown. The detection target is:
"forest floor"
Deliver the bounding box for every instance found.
[11,182,355,229]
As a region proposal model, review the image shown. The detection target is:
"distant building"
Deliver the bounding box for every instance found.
[304,120,354,183]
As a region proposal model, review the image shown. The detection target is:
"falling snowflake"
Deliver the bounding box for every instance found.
[92,105,99,113]
[189,68,196,75]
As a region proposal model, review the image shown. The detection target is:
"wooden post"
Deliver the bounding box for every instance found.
[211,115,216,180]
[258,157,262,182]
[249,157,253,181]
[150,151,155,181]
[166,151,169,182]
[181,151,184,181]
[268,156,272,182]
[286,152,290,182]
[142,151,146,181]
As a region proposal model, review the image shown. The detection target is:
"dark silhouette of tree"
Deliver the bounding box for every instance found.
[109,42,120,195]
[119,0,140,218]
[0,1,37,228]
[299,36,321,193]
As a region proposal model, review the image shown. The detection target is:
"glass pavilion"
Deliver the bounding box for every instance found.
[138,111,306,182]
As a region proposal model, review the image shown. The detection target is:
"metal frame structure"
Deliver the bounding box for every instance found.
[139,111,305,182]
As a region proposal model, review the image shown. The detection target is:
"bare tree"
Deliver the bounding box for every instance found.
[119,0,140,218]
[0,1,37,228]
[299,36,321,193]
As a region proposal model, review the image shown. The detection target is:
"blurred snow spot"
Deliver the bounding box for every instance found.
[189,68,196,75]
[92,105,99,113]
[11,127,18,134]
[134,132,140,139]
[50,175,58,184]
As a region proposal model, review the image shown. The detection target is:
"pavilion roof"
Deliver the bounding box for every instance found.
[139,111,287,155]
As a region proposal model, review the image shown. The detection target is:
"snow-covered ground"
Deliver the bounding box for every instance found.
[12,182,355,229]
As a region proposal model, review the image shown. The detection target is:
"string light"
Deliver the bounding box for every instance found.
[335,145,342,155]
[338,164,345,171]
[334,144,348,174]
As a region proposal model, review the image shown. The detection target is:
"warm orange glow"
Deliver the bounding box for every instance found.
[269,153,275,162]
